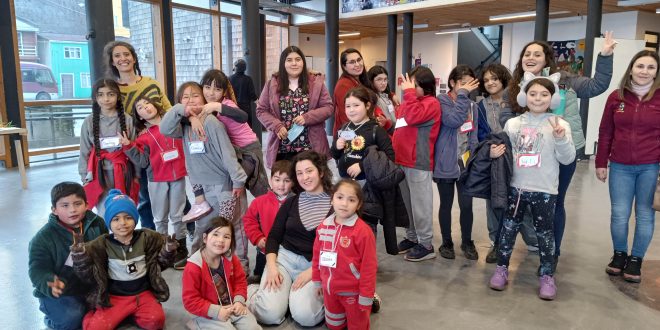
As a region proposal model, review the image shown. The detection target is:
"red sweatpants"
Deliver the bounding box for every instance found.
[324,292,371,330]
[83,291,165,330]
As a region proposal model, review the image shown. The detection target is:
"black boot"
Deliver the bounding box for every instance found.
[606,251,627,276]
[439,240,455,259]
[623,256,642,283]
[486,245,498,264]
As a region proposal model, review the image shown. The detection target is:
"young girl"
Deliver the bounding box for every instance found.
[433,64,480,261]
[160,82,249,273]
[79,79,138,217]
[185,69,269,222]
[312,179,377,329]
[331,86,394,183]
[489,74,575,300]
[122,96,189,264]
[70,189,178,330]
[367,65,398,133]
[182,217,261,330]
[478,64,538,263]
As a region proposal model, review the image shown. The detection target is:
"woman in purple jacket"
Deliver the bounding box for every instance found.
[257,46,334,169]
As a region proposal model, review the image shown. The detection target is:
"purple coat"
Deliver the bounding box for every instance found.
[256,73,334,167]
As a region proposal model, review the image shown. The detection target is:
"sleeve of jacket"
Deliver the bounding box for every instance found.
[330,132,344,160]
[207,119,247,189]
[265,197,295,255]
[249,77,257,101]
[357,225,377,310]
[553,118,576,165]
[595,92,618,168]
[302,82,333,126]
[28,237,60,298]
[311,226,322,286]
[182,261,215,318]
[567,54,613,98]
[154,80,173,111]
[476,101,490,142]
[400,89,439,125]
[439,89,471,128]
[78,116,93,180]
[231,255,248,304]
[220,104,249,123]
[159,104,185,138]
[375,126,395,161]
[256,80,285,134]
[469,104,480,153]
[123,137,150,169]
[243,198,265,246]
[374,106,393,131]
[333,80,352,128]
[499,88,515,128]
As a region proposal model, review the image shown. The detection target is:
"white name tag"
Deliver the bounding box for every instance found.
[161,149,180,162]
[188,141,206,154]
[99,136,121,149]
[339,130,356,140]
[460,120,474,133]
[387,104,395,114]
[64,252,73,267]
[517,154,541,168]
[395,117,408,129]
[319,250,337,268]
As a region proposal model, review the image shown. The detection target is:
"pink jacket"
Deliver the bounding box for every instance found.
[256,73,334,167]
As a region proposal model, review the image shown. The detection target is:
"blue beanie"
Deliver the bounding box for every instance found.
[104,189,139,229]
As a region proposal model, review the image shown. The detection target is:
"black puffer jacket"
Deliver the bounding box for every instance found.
[460,132,513,209]
[361,146,409,255]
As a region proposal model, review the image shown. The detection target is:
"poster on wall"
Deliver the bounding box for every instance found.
[549,39,585,76]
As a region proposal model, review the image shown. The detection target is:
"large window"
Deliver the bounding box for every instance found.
[173,8,215,88]
[266,24,289,76]
[221,16,243,75]
[113,0,158,80]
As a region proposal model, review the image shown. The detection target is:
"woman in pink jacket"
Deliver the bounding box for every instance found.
[257,46,334,169]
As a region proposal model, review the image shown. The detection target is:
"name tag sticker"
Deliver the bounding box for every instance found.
[460,120,475,133]
[161,149,180,162]
[319,251,337,268]
[339,130,356,140]
[188,141,206,154]
[99,136,121,149]
[517,154,541,168]
[395,117,408,129]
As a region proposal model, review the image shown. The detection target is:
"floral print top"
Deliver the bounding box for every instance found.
[278,87,311,153]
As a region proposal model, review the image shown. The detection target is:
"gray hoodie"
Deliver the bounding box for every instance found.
[503,112,575,195]
[78,113,136,181]
[159,104,246,188]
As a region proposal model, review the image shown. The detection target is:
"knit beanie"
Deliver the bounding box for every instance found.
[104,189,139,229]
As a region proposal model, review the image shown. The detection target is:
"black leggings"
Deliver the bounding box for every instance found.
[436,178,473,243]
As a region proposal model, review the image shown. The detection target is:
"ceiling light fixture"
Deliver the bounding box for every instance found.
[657,8,660,13]
[338,32,360,37]
[489,10,571,21]
[338,40,345,44]
[617,0,660,6]
[435,28,471,35]
[397,23,429,30]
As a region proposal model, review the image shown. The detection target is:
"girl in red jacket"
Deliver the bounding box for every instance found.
[182,217,261,330]
[312,179,377,330]
[121,96,189,265]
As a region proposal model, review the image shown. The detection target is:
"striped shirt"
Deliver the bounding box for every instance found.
[298,191,331,231]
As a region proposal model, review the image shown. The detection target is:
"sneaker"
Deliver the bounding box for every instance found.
[182,201,212,223]
[371,293,381,313]
[397,238,417,255]
[538,275,557,300]
[173,257,188,270]
[404,244,436,262]
[489,265,508,291]
[247,275,262,285]
[461,240,479,260]
[486,245,498,264]
[438,241,455,259]
[605,251,628,276]
[623,256,642,283]
[527,244,539,253]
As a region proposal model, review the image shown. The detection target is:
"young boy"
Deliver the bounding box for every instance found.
[28,182,108,330]
[243,160,293,284]
[70,189,178,330]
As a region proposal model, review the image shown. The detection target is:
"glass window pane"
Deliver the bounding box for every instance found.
[173,8,214,88]
[173,0,213,9]
[14,0,91,99]
[219,1,241,15]
[24,104,91,152]
[113,0,157,80]
[221,16,243,75]
[266,24,288,76]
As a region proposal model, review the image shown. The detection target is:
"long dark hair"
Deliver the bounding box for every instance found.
[340,48,371,88]
[619,50,660,101]
[132,96,165,132]
[509,41,557,114]
[278,46,310,95]
[344,86,377,119]
[91,79,134,191]
[200,69,238,104]
[367,65,394,100]
[104,41,142,79]
[479,63,512,97]
[289,150,333,194]
[447,64,476,92]
[409,66,436,96]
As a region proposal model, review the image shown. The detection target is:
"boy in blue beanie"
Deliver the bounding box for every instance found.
[71,189,178,329]
[28,181,107,330]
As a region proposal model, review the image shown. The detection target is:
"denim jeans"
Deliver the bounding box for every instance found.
[554,158,577,256]
[39,295,87,330]
[608,162,659,258]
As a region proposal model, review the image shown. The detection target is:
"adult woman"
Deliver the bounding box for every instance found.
[256,46,333,169]
[596,50,660,283]
[247,151,331,326]
[104,41,173,230]
[367,65,398,133]
[501,33,617,270]
[333,48,372,133]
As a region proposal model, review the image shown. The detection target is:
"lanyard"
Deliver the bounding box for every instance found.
[147,128,173,152]
[344,121,368,133]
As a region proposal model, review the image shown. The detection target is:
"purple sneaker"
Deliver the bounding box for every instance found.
[538,275,557,300]
[489,265,508,291]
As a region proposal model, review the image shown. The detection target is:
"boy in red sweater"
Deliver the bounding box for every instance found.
[393,67,442,262]
[243,160,293,283]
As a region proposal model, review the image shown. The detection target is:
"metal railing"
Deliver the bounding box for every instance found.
[18,45,38,57]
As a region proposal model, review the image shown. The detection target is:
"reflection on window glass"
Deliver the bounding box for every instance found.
[173,8,214,88]
[173,0,213,9]
[112,0,157,80]
[221,16,243,75]
[14,0,91,99]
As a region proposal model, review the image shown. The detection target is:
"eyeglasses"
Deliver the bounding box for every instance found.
[346,58,363,66]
